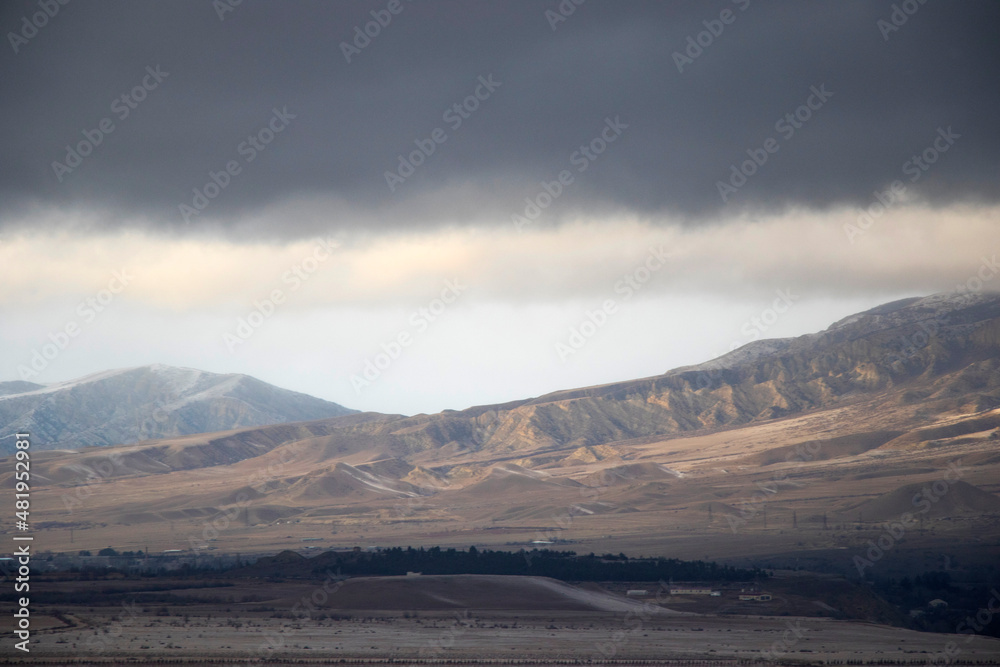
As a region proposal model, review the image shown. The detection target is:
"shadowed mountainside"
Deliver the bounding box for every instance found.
[18,292,1000,476]
[11,292,1000,566]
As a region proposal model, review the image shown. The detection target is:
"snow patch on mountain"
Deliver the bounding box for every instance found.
[0,365,356,453]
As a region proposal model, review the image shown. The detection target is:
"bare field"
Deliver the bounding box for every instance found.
[2,574,999,664]
[5,603,1000,664]
[6,388,1000,665]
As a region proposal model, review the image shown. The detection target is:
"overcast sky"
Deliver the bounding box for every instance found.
[1,0,998,414]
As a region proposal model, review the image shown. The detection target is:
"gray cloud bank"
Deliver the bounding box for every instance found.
[1,0,997,237]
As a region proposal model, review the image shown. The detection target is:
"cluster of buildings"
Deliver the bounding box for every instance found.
[624,583,772,602]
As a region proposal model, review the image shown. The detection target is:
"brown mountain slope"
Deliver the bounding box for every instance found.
[20,292,1000,486]
[848,480,1000,521]
[10,293,1000,565]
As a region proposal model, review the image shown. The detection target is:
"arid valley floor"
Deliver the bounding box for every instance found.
[3,573,1000,664]
[4,296,1000,664]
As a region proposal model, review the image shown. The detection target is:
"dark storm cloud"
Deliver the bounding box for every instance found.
[0,0,997,236]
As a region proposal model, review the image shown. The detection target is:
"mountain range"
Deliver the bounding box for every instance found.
[8,292,1000,572]
[0,364,355,453]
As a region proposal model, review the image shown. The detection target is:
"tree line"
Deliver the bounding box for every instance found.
[307,547,767,582]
